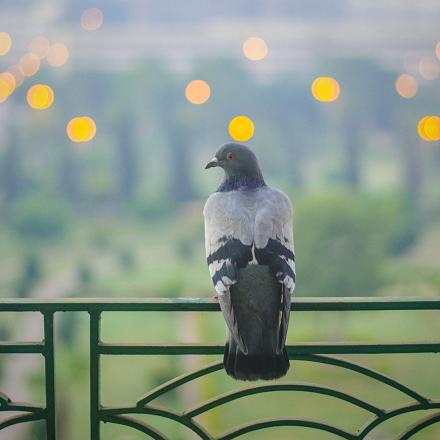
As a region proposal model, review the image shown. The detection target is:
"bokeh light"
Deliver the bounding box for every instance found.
[185,80,211,105]
[27,84,54,110]
[395,74,417,99]
[66,116,97,143]
[424,116,440,141]
[8,65,24,87]
[228,116,254,142]
[29,36,50,59]
[242,37,268,61]
[311,77,340,102]
[81,8,104,31]
[18,53,40,77]
[47,43,69,67]
[418,115,440,142]
[0,72,16,103]
[0,32,12,57]
[418,56,439,80]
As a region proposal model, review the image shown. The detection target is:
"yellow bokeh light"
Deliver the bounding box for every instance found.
[242,37,268,61]
[424,116,440,141]
[0,32,12,57]
[228,116,255,142]
[47,43,69,67]
[395,74,417,99]
[418,56,439,80]
[27,84,54,110]
[29,36,50,59]
[417,116,430,142]
[185,80,211,105]
[311,77,340,102]
[66,116,97,143]
[8,65,24,87]
[81,8,104,31]
[19,53,40,77]
[418,115,440,142]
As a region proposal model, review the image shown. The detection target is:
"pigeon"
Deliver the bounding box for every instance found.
[203,143,295,381]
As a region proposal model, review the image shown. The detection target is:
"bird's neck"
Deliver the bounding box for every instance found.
[217,172,266,192]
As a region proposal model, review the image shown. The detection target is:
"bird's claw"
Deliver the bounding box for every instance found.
[211,293,219,300]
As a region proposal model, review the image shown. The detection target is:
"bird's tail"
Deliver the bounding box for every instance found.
[223,339,289,381]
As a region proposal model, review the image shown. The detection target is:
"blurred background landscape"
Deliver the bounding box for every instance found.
[0,0,439,439]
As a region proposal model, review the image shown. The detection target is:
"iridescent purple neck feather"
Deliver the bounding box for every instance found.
[217,173,266,192]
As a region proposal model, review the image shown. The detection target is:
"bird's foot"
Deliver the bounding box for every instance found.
[211,293,219,300]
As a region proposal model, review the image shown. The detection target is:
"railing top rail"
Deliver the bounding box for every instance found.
[0,296,439,312]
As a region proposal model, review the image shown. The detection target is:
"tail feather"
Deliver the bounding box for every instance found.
[224,339,289,381]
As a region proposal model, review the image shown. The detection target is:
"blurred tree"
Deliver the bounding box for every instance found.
[0,126,24,207]
[115,113,138,204]
[326,59,397,189]
[11,192,71,239]
[295,191,387,296]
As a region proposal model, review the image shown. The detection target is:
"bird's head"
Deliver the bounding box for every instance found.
[205,143,262,180]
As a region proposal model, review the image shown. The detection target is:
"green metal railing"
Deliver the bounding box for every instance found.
[0,297,439,439]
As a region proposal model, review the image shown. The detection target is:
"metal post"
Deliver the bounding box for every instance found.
[90,312,101,439]
[43,311,56,440]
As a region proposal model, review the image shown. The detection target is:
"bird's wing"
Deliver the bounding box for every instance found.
[254,188,295,352]
[203,192,253,353]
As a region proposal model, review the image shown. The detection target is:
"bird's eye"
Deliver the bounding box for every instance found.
[227,152,236,160]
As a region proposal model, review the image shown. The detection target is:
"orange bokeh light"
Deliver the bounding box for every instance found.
[19,53,40,77]
[395,74,417,99]
[0,71,16,103]
[185,80,211,105]
[81,8,104,31]
[29,36,50,59]
[8,65,24,87]
[242,37,268,61]
[47,43,69,67]
[418,56,439,80]
[0,32,12,57]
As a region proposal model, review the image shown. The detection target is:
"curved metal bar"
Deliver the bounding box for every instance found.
[0,392,11,407]
[0,402,45,413]
[398,412,440,440]
[217,417,357,440]
[101,405,214,440]
[184,382,384,418]
[292,354,429,404]
[0,412,45,430]
[357,401,440,438]
[103,414,168,440]
[137,361,223,406]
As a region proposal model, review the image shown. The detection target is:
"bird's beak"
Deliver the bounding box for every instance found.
[205,157,219,169]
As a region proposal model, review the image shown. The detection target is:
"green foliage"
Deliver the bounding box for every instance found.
[131,195,173,222]
[295,191,387,296]
[10,193,71,240]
